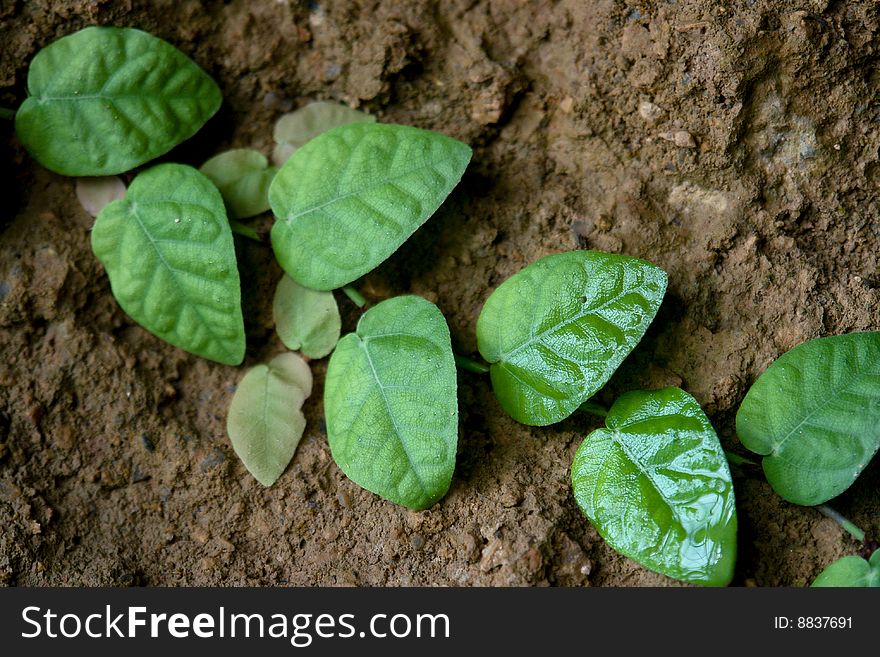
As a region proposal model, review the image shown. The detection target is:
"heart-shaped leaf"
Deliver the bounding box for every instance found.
[200,149,278,219]
[272,100,375,166]
[269,122,472,291]
[15,26,221,176]
[812,552,880,587]
[273,274,341,359]
[571,387,737,586]
[736,332,880,506]
[477,250,667,426]
[91,163,245,365]
[324,295,458,509]
[227,353,312,486]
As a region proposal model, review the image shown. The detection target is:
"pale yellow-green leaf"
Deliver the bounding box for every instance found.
[199,149,277,219]
[272,100,375,165]
[76,176,126,217]
[272,275,341,358]
[226,352,312,486]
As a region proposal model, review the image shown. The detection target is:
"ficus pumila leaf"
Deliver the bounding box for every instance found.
[269,122,472,291]
[200,149,277,219]
[737,332,880,506]
[272,100,375,166]
[477,250,667,426]
[91,163,245,365]
[227,353,312,486]
[324,296,458,509]
[273,274,341,359]
[16,26,221,176]
[572,387,738,586]
[812,552,880,587]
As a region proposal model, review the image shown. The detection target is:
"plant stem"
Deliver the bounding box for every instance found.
[816,504,866,543]
[578,399,609,417]
[0,107,14,120]
[229,221,262,242]
[454,353,490,374]
[724,450,758,467]
[341,285,367,308]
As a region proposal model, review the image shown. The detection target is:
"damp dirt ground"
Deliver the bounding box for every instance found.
[1,0,879,586]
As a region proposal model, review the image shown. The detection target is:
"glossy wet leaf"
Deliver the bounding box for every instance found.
[273,274,341,358]
[15,26,221,176]
[269,122,472,290]
[572,387,737,586]
[812,552,880,587]
[227,353,312,486]
[76,176,126,217]
[200,149,278,219]
[324,296,458,509]
[736,332,880,506]
[477,250,667,426]
[272,100,375,165]
[91,163,245,365]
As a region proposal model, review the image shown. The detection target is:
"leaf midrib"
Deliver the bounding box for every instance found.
[33,92,211,103]
[607,427,699,566]
[359,337,431,498]
[127,201,232,359]
[493,274,653,364]
[769,364,877,456]
[284,160,449,222]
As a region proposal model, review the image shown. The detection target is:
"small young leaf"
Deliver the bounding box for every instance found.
[273,274,341,358]
[15,26,221,176]
[200,149,278,219]
[272,100,375,165]
[324,296,458,509]
[75,176,126,217]
[227,353,312,486]
[477,250,667,426]
[571,387,738,586]
[91,163,245,365]
[269,123,472,291]
[812,552,880,587]
[736,332,880,506]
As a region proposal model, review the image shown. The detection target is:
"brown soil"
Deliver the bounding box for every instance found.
[1,0,878,587]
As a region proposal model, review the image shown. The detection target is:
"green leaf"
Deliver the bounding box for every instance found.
[571,387,738,586]
[736,332,880,506]
[812,552,880,587]
[477,250,667,426]
[269,122,472,291]
[227,353,312,486]
[200,149,277,219]
[91,163,245,365]
[272,100,375,165]
[15,26,221,177]
[324,296,458,509]
[272,274,341,359]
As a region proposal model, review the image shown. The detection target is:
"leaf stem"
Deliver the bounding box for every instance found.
[341,285,368,308]
[454,353,490,374]
[0,107,14,120]
[724,450,758,467]
[229,221,263,242]
[816,504,866,543]
[578,399,609,417]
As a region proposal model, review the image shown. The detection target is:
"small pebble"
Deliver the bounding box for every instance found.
[638,100,665,124]
[659,129,696,148]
